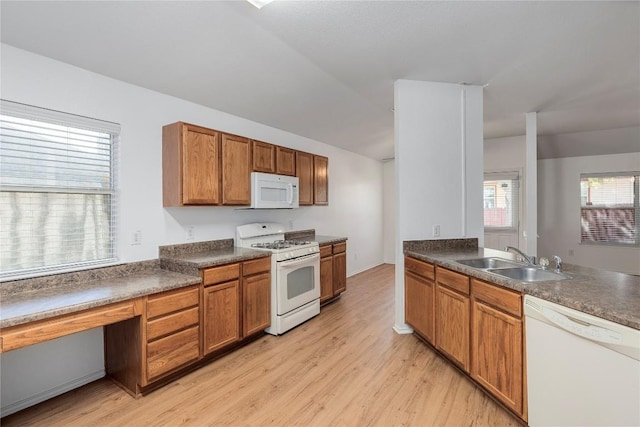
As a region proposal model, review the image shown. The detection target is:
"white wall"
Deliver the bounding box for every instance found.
[0,44,384,414]
[394,80,484,333]
[538,152,640,275]
[382,160,395,264]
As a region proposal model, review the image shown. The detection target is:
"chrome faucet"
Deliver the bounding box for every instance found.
[553,255,562,272]
[504,246,536,266]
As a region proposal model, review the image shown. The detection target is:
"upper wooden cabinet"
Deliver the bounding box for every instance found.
[163,122,220,206]
[313,155,328,205]
[296,151,314,206]
[163,121,328,207]
[252,140,276,174]
[221,133,251,205]
[276,146,296,176]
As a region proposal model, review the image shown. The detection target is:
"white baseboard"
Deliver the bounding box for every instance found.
[347,262,389,278]
[393,323,414,334]
[1,370,105,417]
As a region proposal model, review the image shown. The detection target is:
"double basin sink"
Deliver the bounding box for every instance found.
[455,257,570,282]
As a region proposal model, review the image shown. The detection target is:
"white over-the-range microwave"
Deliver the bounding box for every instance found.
[249,172,299,209]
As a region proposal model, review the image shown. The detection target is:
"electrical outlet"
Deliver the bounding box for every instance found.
[131,230,142,246]
[433,224,441,237]
[185,225,195,241]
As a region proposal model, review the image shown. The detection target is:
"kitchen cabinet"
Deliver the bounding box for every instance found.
[319,241,347,305]
[276,146,296,176]
[313,155,328,205]
[404,256,436,343]
[296,151,314,206]
[221,133,251,205]
[202,258,271,355]
[163,121,330,207]
[251,140,276,173]
[471,278,524,417]
[163,122,220,206]
[202,263,241,355]
[242,257,271,337]
[319,245,334,303]
[435,266,470,372]
[332,242,347,294]
[144,286,200,384]
[403,257,525,421]
[105,286,201,392]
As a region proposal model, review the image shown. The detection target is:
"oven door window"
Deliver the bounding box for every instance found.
[287,266,314,299]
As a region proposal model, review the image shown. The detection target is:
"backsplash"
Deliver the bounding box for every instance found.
[403,238,478,253]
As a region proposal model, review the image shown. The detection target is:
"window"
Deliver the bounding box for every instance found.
[580,173,639,246]
[483,172,519,229]
[0,100,119,279]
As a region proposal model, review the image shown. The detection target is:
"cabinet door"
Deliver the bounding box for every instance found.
[203,280,240,355]
[320,255,333,303]
[182,126,220,205]
[313,155,328,205]
[471,300,523,415]
[405,271,435,344]
[252,140,276,173]
[436,285,470,372]
[276,146,296,176]
[243,272,271,337]
[332,251,347,295]
[221,134,251,205]
[296,151,314,205]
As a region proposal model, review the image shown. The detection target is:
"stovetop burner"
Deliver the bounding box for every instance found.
[251,240,312,250]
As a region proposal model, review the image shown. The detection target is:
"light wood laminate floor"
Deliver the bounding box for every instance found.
[2,264,521,427]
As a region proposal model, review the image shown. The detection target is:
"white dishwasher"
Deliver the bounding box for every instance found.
[524,295,640,427]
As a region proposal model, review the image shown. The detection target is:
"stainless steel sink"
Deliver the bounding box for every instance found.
[455,257,524,269]
[486,267,570,282]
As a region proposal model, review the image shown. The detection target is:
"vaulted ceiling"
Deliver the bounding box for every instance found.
[1,1,638,160]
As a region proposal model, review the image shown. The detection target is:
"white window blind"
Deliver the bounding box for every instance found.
[483,172,519,229]
[580,172,639,246]
[0,100,120,279]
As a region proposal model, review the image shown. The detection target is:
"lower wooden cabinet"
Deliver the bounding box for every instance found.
[435,266,470,372]
[143,285,200,385]
[242,258,271,337]
[105,257,271,395]
[404,258,435,344]
[332,243,347,295]
[404,257,526,421]
[471,279,523,417]
[203,280,241,355]
[319,241,347,305]
[202,258,271,355]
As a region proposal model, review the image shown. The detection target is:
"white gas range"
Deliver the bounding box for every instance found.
[236,223,320,335]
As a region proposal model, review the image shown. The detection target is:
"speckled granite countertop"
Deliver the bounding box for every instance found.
[285,229,347,246]
[0,260,201,329]
[159,245,270,276]
[1,239,271,329]
[404,240,640,330]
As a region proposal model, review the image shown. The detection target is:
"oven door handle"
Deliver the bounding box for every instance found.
[278,252,319,268]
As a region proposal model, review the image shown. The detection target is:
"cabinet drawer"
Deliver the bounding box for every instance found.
[472,279,521,318]
[319,244,332,258]
[147,306,199,341]
[333,242,346,254]
[147,286,199,319]
[203,263,240,286]
[436,267,470,295]
[147,326,200,380]
[404,256,435,280]
[242,257,271,276]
